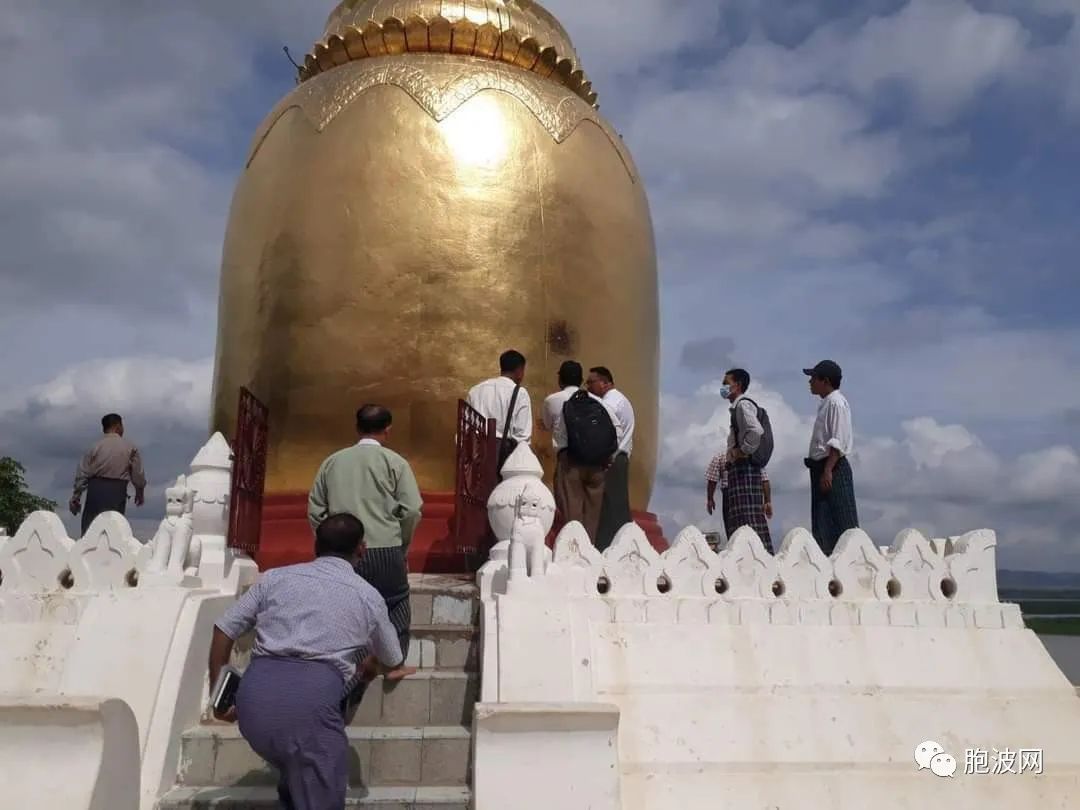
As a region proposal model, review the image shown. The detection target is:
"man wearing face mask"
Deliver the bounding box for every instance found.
[720,369,773,553]
[803,360,858,555]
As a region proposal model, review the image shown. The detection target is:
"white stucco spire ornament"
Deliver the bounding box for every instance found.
[186,432,244,591]
[190,432,232,472]
[486,443,556,560]
[479,443,556,598]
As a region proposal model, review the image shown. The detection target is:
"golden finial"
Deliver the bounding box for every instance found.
[301,0,597,106]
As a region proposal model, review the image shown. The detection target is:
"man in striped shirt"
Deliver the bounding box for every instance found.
[705,452,773,528]
[209,514,408,810]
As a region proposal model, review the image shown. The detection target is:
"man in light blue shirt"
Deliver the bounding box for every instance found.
[208,514,410,810]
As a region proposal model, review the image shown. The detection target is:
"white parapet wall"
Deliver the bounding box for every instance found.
[476,485,1080,809]
[0,696,141,810]
[0,433,257,810]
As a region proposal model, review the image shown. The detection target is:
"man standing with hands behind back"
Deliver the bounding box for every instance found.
[803,360,859,555]
[588,366,635,551]
[308,404,422,697]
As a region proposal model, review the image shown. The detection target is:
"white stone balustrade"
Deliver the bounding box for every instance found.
[473,443,1080,810]
[0,433,252,596]
[482,514,1014,631]
[0,432,258,810]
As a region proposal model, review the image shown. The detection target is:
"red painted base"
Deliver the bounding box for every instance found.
[259,491,668,572]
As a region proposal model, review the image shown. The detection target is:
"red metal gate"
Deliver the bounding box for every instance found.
[228,387,269,556]
[453,399,499,571]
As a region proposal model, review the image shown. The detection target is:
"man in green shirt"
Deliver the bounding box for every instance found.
[308,404,423,700]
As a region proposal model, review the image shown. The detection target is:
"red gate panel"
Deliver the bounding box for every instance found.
[228,387,269,556]
[453,399,499,572]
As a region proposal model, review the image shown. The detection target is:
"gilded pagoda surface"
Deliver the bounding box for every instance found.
[211,0,659,509]
[251,55,634,178]
[302,0,596,105]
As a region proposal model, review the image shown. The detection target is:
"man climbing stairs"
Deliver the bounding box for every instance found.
[158,575,479,809]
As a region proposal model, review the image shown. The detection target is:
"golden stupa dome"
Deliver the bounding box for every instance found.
[213,0,659,514]
[301,0,596,105]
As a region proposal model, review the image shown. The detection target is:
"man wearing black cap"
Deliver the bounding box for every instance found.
[803,360,858,554]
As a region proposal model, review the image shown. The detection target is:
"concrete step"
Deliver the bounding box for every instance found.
[350,670,479,727]
[179,725,471,789]
[406,625,480,672]
[159,785,470,809]
[409,575,479,627]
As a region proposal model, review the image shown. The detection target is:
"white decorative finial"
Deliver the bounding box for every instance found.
[499,442,545,479]
[486,443,555,546]
[191,432,233,472]
[186,433,235,590]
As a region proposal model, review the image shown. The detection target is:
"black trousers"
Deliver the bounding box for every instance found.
[595,453,631,552]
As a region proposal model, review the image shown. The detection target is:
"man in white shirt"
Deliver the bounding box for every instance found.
[587,366,635,550]
[467,350,533,473]
[541,361,584,441]
[552,384,623,541]
[540,360,583,507]
[721,369,773,553]
[803,360,859,555]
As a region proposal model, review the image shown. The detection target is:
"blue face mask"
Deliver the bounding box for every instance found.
[719,384,732,400]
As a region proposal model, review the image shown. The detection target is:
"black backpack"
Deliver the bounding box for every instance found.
[731,397,774,468]
[563,390,618,466]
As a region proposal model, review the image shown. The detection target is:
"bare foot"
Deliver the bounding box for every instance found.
[383,665,418,682]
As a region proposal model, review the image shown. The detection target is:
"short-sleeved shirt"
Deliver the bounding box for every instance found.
[706,454,770,489]
[808,390,854,461]
[542,386,580,446]
[467,376,532,442]
[603,388,635,456]
[215,556,403,685]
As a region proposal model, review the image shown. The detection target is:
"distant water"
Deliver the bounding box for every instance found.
[1038,635,1080,685]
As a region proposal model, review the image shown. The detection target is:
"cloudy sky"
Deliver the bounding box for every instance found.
[2,0,1078,570]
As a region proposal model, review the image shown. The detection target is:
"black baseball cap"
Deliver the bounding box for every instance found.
[803,360,842,379]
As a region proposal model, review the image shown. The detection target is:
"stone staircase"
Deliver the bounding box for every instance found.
[158,575,479,809]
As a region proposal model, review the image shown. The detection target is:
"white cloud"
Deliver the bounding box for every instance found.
[541,0,724,84]
[0,356,214,538]
[833,0,1030,123]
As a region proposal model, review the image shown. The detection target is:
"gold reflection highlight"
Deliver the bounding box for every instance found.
[439,94,511,170]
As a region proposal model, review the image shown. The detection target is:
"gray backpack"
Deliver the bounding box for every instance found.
[731,398,774,468]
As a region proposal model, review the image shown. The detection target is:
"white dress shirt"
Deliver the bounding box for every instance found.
[467,376,533,442]
[808,390,854,461]
[603,388,635,456]
[727,395,763,455]
[552,393,624,452]
[543,387,579,431]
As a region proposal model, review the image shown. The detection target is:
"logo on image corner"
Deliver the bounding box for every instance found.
[914,740,957,778]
